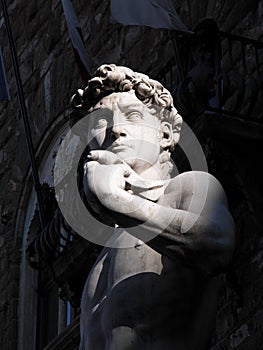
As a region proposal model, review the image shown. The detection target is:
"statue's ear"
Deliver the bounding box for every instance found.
[160,118,182,149]
[159,122,174,149]
[160,114,183,149]
[172,117,182,145]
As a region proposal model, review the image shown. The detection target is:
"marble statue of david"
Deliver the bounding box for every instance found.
[70,64,235,350]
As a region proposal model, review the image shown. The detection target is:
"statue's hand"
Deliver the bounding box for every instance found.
[83,158,133,214]
[87,150,164,194]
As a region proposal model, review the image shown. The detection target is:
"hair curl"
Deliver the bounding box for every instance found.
[71,64,182,152]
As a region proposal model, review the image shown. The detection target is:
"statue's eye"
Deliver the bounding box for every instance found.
[94,118,108,129]
[126,112,142,121]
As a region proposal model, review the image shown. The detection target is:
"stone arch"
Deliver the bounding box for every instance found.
[15,112,70,350]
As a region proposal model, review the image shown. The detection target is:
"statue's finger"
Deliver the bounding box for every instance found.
[87,151,98,161]
[88,150,122,165]
[84,160,98,170]
[123,169,131,177]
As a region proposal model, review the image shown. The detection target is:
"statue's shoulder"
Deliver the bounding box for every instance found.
[165,171,228,209]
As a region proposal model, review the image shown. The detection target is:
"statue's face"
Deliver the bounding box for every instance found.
[88,92,162,174]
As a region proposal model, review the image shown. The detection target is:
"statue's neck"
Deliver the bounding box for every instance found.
[138,160,171,182]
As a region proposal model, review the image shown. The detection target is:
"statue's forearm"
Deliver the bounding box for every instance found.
[114,193,235,276]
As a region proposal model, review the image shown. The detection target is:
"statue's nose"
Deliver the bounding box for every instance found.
[111,114,127,139]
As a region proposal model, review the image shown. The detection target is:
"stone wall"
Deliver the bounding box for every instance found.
[0,0,262,349]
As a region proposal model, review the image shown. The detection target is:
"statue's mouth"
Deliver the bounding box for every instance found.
[109,142,131,152]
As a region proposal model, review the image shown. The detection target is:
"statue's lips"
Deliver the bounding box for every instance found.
[110,144,131,152]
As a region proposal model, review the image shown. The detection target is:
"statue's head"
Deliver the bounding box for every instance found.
[71,64,182,178]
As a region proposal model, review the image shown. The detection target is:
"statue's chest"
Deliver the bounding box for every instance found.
[87,242,168,327]
[106,239,163,288]
[86,231,164,304]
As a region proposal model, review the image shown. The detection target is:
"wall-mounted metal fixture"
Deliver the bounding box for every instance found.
[156,19,263,122]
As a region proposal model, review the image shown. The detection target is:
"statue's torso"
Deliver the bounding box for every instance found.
[80,229,221,350]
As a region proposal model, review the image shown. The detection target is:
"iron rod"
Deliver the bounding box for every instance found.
[170,31,184,82]
[1,0,45,229]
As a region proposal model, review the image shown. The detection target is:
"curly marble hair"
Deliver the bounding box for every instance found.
[71,64,182,152]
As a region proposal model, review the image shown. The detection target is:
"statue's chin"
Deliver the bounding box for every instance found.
[125,159,152,175]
